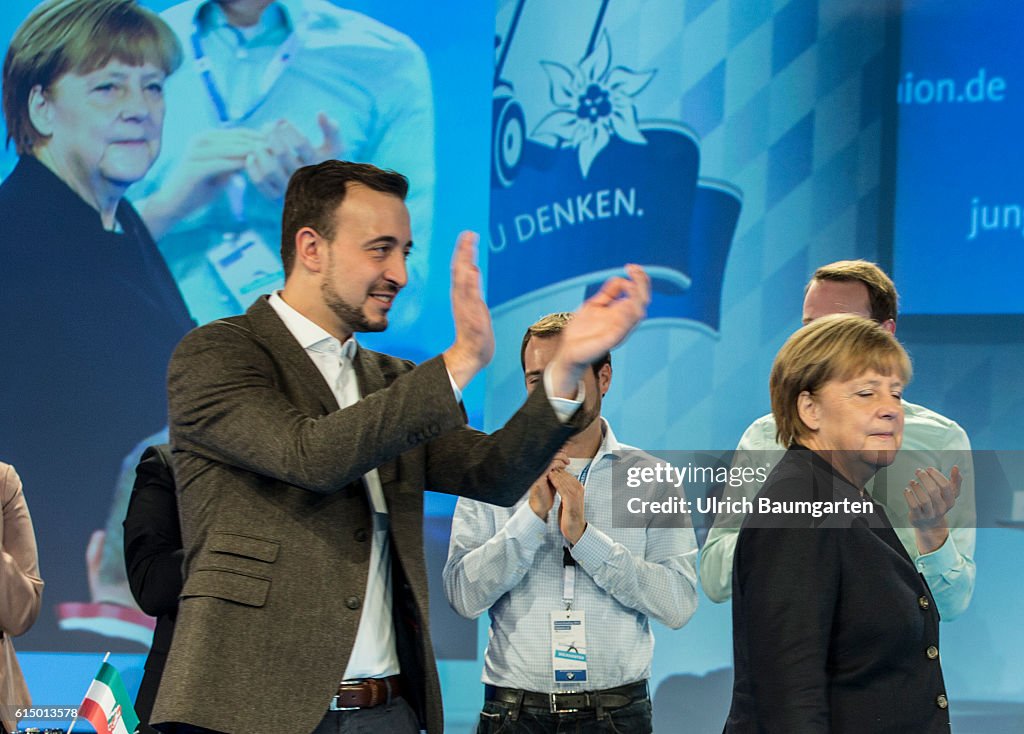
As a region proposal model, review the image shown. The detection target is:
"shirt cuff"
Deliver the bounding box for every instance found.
[504,502,549,553]
[569,523,615,575]
[542,366,584,423]
[446,368,463,404]
[914,532,962,577]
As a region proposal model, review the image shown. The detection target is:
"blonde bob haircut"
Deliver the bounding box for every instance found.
[3,0,182,155]
[770,313,912,447]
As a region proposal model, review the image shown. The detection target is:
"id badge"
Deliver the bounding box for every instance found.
[551,610,587,687]
[207,230,285,309]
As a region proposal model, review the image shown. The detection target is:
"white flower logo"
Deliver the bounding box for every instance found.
[531,31,656,177]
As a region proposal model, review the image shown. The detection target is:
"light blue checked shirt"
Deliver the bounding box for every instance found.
[443,419,698,693]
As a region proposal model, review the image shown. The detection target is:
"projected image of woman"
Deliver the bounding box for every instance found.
[0,0,193,647]
[724,314,952,733]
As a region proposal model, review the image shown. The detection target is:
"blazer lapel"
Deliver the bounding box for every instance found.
[352,344,385,399]
[353,347,399,487]
[244,297,339,415]
[871,513,916,566]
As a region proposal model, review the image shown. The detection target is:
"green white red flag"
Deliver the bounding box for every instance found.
[72,658,140,734]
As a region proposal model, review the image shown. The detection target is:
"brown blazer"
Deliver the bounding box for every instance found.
[152,296,579,734]
[0,462,43,733]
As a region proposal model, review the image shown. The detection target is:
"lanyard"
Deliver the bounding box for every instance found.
[190,21,299,126]
[562,545,576,609]
[189,15,301,222]
[561,460,593,608]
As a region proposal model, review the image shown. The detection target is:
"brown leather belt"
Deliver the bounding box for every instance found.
[485,680,648,714]
[330,675,403,710]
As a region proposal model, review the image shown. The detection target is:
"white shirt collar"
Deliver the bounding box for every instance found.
[569,417,623,465]
[593,417,623,461]
[267,291,357,360]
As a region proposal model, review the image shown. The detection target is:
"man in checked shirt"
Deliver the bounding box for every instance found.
[444,312,699,734]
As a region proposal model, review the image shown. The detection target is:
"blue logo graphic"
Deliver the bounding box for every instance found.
[555,649,587,662]
[489,4,741,333]
[531,31,655,178]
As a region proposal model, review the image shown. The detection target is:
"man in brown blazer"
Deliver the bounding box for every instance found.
[152,160,650,734]
[1,462,43,734]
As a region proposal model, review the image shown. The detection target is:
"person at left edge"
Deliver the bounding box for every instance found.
[0,0,194,647]
[0,462,44,734]
[151,159,652,734]
[444,312,698,733]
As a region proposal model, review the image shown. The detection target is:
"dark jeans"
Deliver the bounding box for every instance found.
[476,697,652,734]
[158,698,419,734]
[311,696,420,734]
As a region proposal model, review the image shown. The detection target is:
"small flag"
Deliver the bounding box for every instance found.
[71,656,139,734]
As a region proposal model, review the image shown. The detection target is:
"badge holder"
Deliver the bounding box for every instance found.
[551,544,587,693]
[207,178,285,310]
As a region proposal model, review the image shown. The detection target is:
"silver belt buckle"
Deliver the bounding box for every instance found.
[330,679,366,711]
[329,696,360,712]
[549,692,586,714]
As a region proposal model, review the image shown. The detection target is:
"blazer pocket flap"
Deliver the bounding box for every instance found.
[209,532,280,563]
[182,568,270,608]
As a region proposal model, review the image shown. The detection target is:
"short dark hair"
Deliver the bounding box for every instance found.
[520,312,611,376]
[280,160,409,276]
[808,260,899,323]
[3,0,182,155]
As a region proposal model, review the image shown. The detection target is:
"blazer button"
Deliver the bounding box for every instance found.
[936,694,948,709]
[926,645,939,660]
[918,596,930,610]
[346,596,361,610]
[354,528,368,542]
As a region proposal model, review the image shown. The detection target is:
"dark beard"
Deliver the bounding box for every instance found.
[320,279,385,334]
[571,395,602,438]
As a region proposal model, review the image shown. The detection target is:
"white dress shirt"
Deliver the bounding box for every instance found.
[268,291,399,678]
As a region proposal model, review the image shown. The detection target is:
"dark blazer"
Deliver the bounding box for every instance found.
[124,445,182,726]
[151,296,580,734]
[725,446,951,733]
[0,156,193,646]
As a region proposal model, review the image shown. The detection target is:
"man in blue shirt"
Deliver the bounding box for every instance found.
[701,260,976,621]
[444,312,699,733]
[134,0,434,327]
